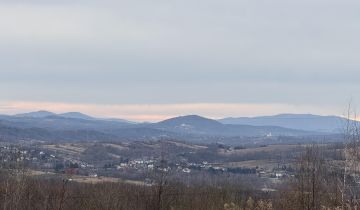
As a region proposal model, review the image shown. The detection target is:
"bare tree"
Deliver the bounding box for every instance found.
[341,104,360,209]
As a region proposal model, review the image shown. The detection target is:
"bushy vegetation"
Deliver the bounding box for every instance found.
[0,170,271,210]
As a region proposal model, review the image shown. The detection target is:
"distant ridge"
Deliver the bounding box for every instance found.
[158,115,222,128]
[219,114,349,133]
[14,110,55,118]
[8,111,350,133]
[152,114,314,137]
[0,112,332,144]
[58,112,95,120]
[10,110,134,124]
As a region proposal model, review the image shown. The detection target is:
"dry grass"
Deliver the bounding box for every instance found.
[220,160,280,170]
[168,141,208,150]
[219,144,302,155]
[42,143,86,155]
[103,143,129,150]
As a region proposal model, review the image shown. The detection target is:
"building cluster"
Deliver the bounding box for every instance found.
[0,144,293,186]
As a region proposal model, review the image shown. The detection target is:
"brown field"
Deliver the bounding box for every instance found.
[42,143,87,155]
[103,143,129,150]
[219,160,284,170]
[219,144,303,155]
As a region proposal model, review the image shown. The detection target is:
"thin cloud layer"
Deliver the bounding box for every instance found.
[0,0,359,119]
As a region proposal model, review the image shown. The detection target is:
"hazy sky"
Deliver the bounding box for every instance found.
[1,0,360,121]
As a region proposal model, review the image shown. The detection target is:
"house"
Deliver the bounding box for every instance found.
[182,168,191,173]
[275,173,283,178]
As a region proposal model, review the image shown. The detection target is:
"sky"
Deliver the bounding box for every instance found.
[0,0,360,122]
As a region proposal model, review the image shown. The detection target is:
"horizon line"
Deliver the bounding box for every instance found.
[0,109,348,124]
[0,101,350,122]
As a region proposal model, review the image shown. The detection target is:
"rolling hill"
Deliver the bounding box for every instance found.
[220,114,349,133]
[153,115,315,137]
[0,111,340,144]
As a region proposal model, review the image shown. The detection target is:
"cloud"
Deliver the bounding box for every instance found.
[0,0,359,110]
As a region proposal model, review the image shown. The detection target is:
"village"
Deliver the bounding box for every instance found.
[0,142,293,189]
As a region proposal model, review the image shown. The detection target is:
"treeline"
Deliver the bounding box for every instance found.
[0,171,271,210]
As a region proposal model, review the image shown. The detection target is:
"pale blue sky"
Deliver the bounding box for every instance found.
[0,0,359,121]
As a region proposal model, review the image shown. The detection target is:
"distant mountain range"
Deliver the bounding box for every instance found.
[151,115,311,137]
[0,111,348,144]
[14,110,56,118]
[12,110,133,123]
[219,114,350,133]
